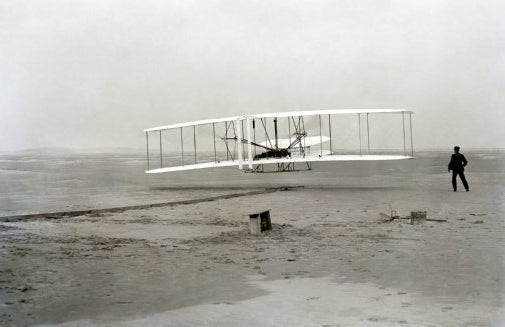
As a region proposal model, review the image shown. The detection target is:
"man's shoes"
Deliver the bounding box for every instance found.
[466,189,469,192]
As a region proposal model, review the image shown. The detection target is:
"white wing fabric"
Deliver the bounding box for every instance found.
[257,136,330,148]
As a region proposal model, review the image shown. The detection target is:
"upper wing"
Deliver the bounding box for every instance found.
[249,109,413,120]
[144,115,241,132]
[144,109,413,132]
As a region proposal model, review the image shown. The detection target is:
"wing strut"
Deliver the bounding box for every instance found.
[180,127,184,166]
[246,117,252,169]
[274,118,278,150]
[253,119,257,157]
[302,116,306,156]
[409,113,414,157]
[146,132,150,170]
[241,120,245,159]
[160,130,163,168]
[358,114,362,156]
[287,117,291,147]
[236,118,243,169]
[193,125,197,163]
[212,122,217,163]
[319,114,322,157]
[328,114,332,154]
[402,112,406,156]
[225,122,228,161]
[366,113,370,154]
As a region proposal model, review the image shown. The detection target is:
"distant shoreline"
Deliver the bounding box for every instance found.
[1,147,504,156]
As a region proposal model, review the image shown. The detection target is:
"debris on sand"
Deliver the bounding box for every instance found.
[380,210,447,224]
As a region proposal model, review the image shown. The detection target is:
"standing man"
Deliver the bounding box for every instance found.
[448,146,469,192]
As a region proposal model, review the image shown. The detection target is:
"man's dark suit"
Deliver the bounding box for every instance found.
[448,153,469,191]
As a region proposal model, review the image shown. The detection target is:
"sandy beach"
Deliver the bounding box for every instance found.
[3,0,505,324]
[1,151,504,326]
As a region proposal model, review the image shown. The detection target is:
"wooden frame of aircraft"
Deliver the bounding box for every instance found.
[144,109,414,174]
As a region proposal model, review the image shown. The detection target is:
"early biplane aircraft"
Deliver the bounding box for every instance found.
[144,109,414,173]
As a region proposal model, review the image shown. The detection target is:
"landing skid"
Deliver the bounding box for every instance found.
[245,162,312,173]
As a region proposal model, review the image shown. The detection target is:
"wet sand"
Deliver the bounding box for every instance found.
[1,152,504,326]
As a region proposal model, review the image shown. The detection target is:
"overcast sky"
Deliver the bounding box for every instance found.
[1,0,504,151]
